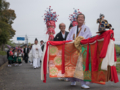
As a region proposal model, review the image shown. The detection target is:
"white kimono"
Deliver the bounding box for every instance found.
[32,44,41,68]
[66,25,92,40]
[28,50,33,62]
[66,25,92,83]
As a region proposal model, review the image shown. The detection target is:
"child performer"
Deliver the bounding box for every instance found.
[8,48,13,67]
[13,48,18,66]
[17,50,22,66]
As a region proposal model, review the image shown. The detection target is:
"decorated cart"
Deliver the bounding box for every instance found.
[41,30,119,84]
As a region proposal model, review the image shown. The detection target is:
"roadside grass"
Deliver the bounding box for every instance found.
[117,57,120,62]
[0,51,6,55]
[116,63,120,73]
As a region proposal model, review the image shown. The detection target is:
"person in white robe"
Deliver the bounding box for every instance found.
[66,23,92,40]
[29,49,33,65]
[31,38,41,69]
[40,40,44,64]
[66,13,92,89]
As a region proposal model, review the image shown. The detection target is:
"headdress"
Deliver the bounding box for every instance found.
[35,38,38,41]
[44,6,59,41]
[97,14,113,33]
[100,14,105,19]
[69,9,82,26]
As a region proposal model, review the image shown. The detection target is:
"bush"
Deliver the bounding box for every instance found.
[116,64,120,73]
[115,45,120,55]
[117,58,120,62]
[0,51,6,55]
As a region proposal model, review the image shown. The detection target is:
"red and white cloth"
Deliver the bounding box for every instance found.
[41,40,72,83]
[80,30,119,83]
[101,39,116,70]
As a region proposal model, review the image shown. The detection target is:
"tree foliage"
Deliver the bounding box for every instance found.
[2,9,16,25]
[0,0,16,49]
[0,21,9,45]
[7,40,15,47]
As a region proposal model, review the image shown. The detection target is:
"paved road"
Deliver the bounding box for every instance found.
[0,62,120,90]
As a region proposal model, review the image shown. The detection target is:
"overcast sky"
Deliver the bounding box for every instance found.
[8,0,120,44]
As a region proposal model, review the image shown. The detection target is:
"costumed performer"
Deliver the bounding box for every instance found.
[66,12,92,88]
[31,38,41,69]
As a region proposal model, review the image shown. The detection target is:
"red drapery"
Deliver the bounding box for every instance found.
[80,30,115,71]
[111,66,119,83]
[43,40,72,83]
[80,30,118,83]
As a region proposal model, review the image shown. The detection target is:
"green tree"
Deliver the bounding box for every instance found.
[7,40,15,47]
[0,0,16,50]
[2,9,16,25]
[0,28,2,35]
[0,21,10,50]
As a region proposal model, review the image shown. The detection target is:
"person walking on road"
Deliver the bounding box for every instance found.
[31,38,41,69]
[23,45,29,63]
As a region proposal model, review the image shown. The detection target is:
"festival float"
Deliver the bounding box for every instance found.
[41,13,119,84]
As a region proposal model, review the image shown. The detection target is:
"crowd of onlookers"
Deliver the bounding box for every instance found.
[7,45,30,67]
[7,40,45,67]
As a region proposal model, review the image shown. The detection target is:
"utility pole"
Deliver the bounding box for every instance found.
[25,35,28,46]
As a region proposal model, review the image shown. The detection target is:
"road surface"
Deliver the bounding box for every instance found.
[0,62,120,90]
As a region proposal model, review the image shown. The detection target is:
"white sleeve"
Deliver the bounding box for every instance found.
[38,45,42,58]
[86,27,92,39]
[32,45,35,58]
[66,28,73,40]
[29,50,32,57]
[29,50,33,62]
